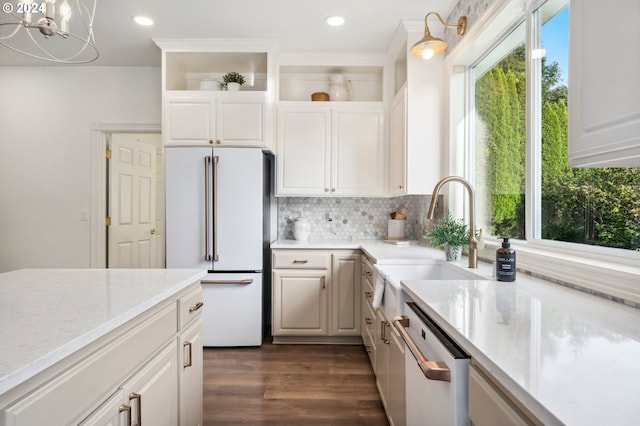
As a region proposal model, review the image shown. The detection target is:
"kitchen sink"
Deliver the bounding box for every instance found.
[376,262,484,282]
[374,262,485,319]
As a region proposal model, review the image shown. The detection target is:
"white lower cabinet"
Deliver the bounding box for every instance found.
[272,249,361,341]
[273,268,330,335]
[469,364,533,426]
[121,342,178,426]
[361,257,405,426]
[179,317,204,426]
[1,282,203,426]
[374,310,406,426]
[78,390,125,426]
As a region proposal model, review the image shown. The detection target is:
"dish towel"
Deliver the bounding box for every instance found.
[372,272,385,310]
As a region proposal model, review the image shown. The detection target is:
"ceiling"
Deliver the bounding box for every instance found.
[0,0,455,66]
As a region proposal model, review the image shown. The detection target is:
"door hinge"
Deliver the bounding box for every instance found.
[105,149,112,159]
[105,216,111,226]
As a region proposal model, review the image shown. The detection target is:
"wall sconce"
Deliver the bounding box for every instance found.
[410,12,468,59]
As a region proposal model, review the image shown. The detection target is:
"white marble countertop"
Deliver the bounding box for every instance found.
[271,239,442,264]
[272,239,640,425]
[0,268,206,396]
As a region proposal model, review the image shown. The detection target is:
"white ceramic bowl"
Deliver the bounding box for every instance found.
[199,80,222,91]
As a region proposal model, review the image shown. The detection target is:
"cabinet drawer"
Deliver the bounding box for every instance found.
[178,283,204,330]
[273,251,330,269]
[362,257,374,288]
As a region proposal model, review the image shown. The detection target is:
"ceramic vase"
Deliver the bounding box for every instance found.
[444,244,462,261]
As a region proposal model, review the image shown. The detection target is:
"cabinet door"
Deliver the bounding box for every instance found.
[276,106,331,195]
[165,97,215,146]
[388,327,406,426]
[179,317,203,426]
[375,310,390,409]
[568,1,640,167]
[79,390,126,426]
[272,269,329,335]
[216,96,266,147]
[332,106,385,196]
[121,343,178,426]
[331,252,361,336]
[388,87,407,196]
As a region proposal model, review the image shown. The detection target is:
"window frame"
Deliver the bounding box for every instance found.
[445,0,640,303]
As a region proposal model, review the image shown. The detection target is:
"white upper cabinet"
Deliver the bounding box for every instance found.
[154,39,277,150]
[388,85,407,196]
[387,24,444,194]
[568,1,640,167]
[275,53,390,197]
[164,92,267,147]
[276,103,385,196]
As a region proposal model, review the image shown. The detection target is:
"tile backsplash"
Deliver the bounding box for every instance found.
[277,195,443,241]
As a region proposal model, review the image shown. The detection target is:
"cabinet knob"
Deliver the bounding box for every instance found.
[324,188,330,192]
[216,139,221,144]
[209,139,214,144]
[331,188,336,192]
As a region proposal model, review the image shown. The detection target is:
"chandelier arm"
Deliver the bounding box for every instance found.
[75,0,97,40]
[0,22,23,40]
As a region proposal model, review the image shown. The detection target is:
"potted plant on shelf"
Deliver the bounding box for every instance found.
[222,72,246,91]
[425,210,469,261]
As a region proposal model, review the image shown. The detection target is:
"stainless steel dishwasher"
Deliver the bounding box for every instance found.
[394,302,470,426]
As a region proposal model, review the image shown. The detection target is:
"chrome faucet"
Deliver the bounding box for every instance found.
[427,176,478,268]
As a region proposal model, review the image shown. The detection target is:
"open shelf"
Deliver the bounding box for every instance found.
[279,65,384,102]
[166,52,268,91]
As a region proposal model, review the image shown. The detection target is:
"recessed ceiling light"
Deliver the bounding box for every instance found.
[134,16,154,26]
[326,16,345,26]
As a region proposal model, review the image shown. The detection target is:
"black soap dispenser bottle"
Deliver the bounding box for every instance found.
[496,238,516,282]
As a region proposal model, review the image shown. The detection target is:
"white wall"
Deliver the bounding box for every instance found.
[0,66,161,272]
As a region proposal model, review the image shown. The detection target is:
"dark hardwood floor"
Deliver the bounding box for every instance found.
[203,339,389,425]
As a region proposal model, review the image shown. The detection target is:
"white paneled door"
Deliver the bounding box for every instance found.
[108,134,157,268]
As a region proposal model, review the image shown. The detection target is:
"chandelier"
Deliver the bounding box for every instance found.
[0,0,98,64]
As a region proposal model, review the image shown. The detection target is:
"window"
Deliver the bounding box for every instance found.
[470,1,639,252]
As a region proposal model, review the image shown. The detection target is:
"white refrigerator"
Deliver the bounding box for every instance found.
[166,147,270,346]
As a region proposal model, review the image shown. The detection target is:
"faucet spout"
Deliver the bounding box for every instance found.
[427,176,478,268]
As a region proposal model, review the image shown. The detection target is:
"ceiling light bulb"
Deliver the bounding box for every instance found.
[326,16,345,26]
[134,16,154,26]
[422,49,434,60]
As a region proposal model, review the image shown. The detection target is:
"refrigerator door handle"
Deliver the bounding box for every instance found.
[204,156,212,261]
[212,155,219,262]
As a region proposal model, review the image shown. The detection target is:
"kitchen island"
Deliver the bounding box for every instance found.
[272,239,640,425]
[0,268,205,425]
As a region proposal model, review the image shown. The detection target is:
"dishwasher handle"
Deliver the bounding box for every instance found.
[393,315,451,382]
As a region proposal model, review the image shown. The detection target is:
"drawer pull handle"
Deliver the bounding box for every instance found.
[365,291,373,298]
[293,259,309,264]
[366,270,373,276]
[393,315,451,382]
[129,392,142,426]
[119,404,132,426]
[189,301,204,312]
[365,317,373,325]
[202,279,253,285]
[184,341,193,368]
